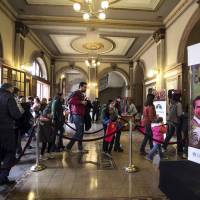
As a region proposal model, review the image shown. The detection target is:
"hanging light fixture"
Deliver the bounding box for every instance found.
[72,0,109,21]
[85,57,101,67]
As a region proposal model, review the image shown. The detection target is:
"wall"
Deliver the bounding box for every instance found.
[0,9,15,66]
[99,87,122,105]
[140,43,157,77]
[108,72,125,87]
[166,2,199,67]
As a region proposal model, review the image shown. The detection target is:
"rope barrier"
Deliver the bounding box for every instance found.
[65,122,104,134]
[62,125,125,142]
[135,125,178,145]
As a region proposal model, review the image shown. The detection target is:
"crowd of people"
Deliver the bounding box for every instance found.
[0,80,191,186]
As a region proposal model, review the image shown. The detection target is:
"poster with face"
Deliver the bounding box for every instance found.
[188,65,200,161]
[188,50,200,163]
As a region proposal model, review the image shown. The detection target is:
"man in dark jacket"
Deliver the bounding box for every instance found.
[66,82,87,153]
[92,98,100,122]
[0,83,22,185]
[52,93,65,151]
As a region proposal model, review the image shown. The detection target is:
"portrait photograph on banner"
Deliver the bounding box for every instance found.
[188,43,200,164]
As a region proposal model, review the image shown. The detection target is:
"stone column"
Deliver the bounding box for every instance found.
[50,59,55,97]
[153,28,165,90]
[88,66,97,101]
[129,60,134,97]
[15,21,29,69]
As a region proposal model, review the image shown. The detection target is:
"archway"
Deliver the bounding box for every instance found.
[177,9,200,109]
[98,67,129,105]
[56,66,88,98]
[133,61,145,112]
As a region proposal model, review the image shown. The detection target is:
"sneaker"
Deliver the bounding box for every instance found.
[105,153,112,158]
[39,155,48,161]
[46,153,55,159]
[145,156,153,161]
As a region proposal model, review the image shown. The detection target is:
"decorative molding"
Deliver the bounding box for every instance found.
[164,63,182,79]
[15,21,29,37]
[28,30,53,58]
[153,28,165,43]
[144,78,156,85]
[131,36,154,61]
[164,0,196,28]
[0,0,18,21]
[18,15,162,30]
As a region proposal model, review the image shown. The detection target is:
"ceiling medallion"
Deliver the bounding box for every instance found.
[82,42,104,50]
[71,0,111,21]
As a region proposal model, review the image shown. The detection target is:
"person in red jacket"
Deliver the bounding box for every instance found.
[66,82,88,153]
[140,93,156,155]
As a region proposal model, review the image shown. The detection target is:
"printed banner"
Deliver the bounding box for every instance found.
[188,43,200,164]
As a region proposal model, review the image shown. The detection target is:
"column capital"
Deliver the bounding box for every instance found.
[129,60,133,68]
[153,28,165,43]
[15,21,29,37]
[51,58,55,66]
[111,63,117,70]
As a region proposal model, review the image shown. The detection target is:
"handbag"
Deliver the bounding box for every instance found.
[105,122,117,142]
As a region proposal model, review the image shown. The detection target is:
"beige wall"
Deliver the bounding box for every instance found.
[165,2,199,67]
[140,42,157,78]
[0,9,15,66]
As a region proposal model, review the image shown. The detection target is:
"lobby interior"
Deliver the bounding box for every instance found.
[1,0,200,200]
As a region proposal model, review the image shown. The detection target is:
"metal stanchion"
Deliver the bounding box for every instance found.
[125,119,137,173]
[31,118,46,172]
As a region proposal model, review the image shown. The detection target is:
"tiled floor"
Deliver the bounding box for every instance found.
[4,124,170,200]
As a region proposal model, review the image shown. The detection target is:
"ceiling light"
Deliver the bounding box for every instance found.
[83,13,90,21]
[101,1,109,9]
[98,12,106,20]
[73,3,81,11]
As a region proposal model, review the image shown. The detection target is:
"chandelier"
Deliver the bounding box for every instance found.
[72,0,109,21]
[85,57,101,67]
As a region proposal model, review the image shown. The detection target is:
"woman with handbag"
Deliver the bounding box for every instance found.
[140,94,156,155]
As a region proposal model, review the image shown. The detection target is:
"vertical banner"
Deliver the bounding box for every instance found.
[153,90,167,123]
[188,43,200,164]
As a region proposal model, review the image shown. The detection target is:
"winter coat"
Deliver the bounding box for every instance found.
[142,105,156,126]
[68,90,86,117]
[0,88,22,150]
[151,123,167,144]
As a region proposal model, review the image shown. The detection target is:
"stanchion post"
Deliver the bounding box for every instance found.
[31,118,46,172]
[125,119,137,173]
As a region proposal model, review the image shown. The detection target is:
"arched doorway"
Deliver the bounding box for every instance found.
[57,67,88,98]
[133,61,145,112]
[178,10,200,109]
[98,70,128,105]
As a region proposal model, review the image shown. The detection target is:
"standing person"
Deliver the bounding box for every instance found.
[40,98,47,113]
[31,97,41,118]
[162,92,182,154]
[92,98,100,122]
[85,98,93,131]
[127,98,137,117]
[66,82,88,153]
[140,93,156,155]
[115,96,122,116]
[52,93,65,151]
[101,100,119,157]
[0,83,22,185]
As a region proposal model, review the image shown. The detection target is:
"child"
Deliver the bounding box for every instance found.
[146,117,167,161]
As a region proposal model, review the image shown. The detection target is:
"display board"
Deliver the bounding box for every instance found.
[188,43,200,164]
[153,90,167,124]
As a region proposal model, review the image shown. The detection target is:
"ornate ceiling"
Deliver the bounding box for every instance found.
[5,0,180,62]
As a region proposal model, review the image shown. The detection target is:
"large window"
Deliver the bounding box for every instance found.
[0,64,25,96]
[37,80,50,99]
[30,60,47,80]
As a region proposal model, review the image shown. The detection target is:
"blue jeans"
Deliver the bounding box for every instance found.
[147,143,163,160]
[66,114,84,150]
